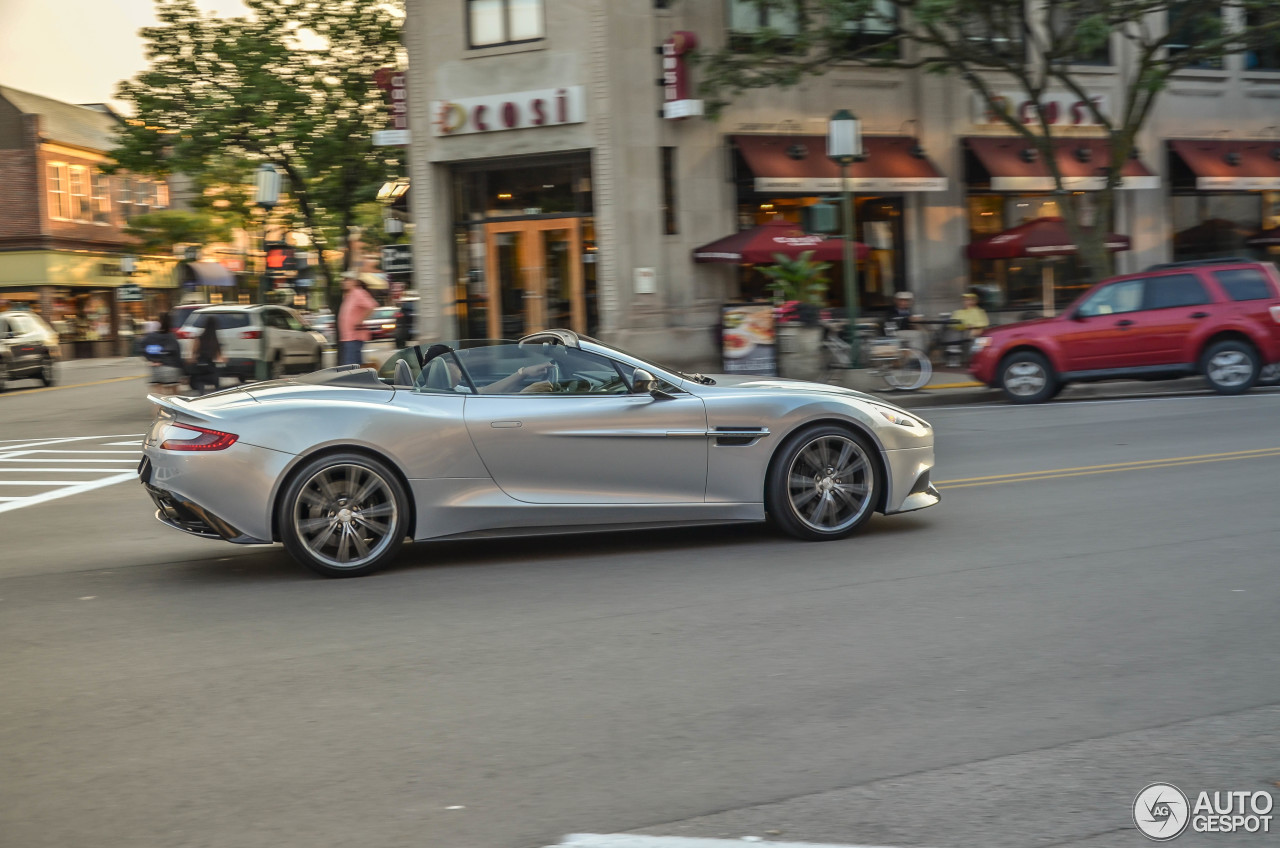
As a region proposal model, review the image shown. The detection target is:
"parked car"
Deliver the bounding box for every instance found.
[170,303,209,332]
[361,306,400,341]
[138,329,939,577]
[308,313,336,348]
[969,259,1280,403]
[0,310,58,391]
[175,304,326,382]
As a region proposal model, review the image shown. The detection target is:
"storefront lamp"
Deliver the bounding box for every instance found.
[254,163,281,209]
[385,215,404,237]
[121,255,137,276]
[827,109,862,364]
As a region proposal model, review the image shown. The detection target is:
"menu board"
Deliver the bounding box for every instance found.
[721,303,777,377]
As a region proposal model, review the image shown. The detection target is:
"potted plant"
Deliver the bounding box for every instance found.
[759,251,830,379]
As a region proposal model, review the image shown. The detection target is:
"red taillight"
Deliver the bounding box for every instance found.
[175,328,192,339]
[242,329,262,340]
[160,424,239,452]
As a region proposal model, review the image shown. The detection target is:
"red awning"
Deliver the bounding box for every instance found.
[693,218,870,264]
[1169,139,1280,190]
[967,217,1131,260]
[733,135,947,193]
[965,137,1159,191]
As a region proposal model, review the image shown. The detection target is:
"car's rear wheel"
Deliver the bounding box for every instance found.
[279,452,409,578]
[0,360,8,392]
[998,351,1057,404]
[269,352,284,380]
[39,355,55,386]
[766,424,881,541]
[1201,339,1258,395]
[1260,363,1280,386]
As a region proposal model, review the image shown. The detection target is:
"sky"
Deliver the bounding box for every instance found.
[0,0,250,111]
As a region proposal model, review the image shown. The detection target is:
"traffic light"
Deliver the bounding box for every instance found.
[801,199,840,235]
[264,242,298,275]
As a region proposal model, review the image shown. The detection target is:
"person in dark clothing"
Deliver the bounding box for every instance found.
[883,290,927,353]
[140,313,184,395]
[190,314,224,395]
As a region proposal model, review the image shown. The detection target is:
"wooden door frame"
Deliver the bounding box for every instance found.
[483,218,584,339]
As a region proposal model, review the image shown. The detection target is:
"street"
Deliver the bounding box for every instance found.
[2,361,1278,848]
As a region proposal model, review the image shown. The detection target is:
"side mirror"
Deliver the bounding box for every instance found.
[632,368,656,394]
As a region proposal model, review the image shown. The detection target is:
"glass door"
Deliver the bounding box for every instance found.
[483,219,584,339]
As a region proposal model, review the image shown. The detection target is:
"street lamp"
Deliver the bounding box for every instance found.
[254,163,281,380]
[384,214,404,238]
[827,109,863,364]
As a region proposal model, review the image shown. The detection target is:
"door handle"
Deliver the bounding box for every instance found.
[489,420,522,429]
[1116,319,1135,327]
[1190,311,1210,319]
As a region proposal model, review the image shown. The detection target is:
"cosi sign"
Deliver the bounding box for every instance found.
[973,92,1109,127]
[432,87,586,137]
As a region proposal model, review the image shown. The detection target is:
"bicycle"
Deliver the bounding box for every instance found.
[819,319,933,391]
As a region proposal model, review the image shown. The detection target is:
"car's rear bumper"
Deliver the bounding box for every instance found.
[140,458,270,544]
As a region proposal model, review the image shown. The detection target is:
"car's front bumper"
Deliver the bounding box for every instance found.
[882,445,941,515]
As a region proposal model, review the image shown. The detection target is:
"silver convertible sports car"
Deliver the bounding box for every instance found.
[140,331,939,577]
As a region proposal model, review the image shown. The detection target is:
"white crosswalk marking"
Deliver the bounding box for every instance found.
[0,434,144,515]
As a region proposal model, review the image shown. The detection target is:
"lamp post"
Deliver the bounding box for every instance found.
[827,109,863,365]
[253,163,281,380]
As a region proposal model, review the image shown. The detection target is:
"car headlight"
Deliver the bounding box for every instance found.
[875,407,926,429]
[970,336,991,353]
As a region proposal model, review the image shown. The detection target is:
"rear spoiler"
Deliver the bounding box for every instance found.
[146,394,219,425]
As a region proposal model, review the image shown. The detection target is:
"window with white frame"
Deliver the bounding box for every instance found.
[1168,1,1224,69]
[92,173,111,224]
[69,166,91,221]
[728,0,800,51]
[840,0,898,56]
[1048,1,1112,65]
[468,0,544,48]
[1246,7,1280,70]
[118,176,135,222]
[155,181,169,209]
[47,163,71,219]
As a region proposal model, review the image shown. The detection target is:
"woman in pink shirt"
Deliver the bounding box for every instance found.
[337,274,378,366]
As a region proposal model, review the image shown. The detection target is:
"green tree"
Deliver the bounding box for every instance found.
[699,0,1280,279]
[123,209,230,255]
[109,0,406,298]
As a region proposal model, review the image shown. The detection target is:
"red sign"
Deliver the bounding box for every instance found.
[374,67,409,131]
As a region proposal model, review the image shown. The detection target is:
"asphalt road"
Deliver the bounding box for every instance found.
[1,359,1278,848]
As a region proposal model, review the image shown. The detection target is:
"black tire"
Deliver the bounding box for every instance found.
[1260,363,1280,387]
[39,355,55,387]
[269,352,284,380]
[279,451,409,578]
[0,360,8,393]
[766,424,882,541]
[1201,339,1259,395]
[997,350,1058,404]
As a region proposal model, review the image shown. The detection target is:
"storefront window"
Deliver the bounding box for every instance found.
[1171,193,1261,261]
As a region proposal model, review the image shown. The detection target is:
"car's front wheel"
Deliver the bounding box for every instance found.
[766,425,882,541]
[279,452,409,577]
[1260,363,1280,386]
[1201,339,1259,395]
[998,350,1058,404]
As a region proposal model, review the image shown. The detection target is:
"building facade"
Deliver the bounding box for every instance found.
[404,1,1280,367]
[0,86,177,357]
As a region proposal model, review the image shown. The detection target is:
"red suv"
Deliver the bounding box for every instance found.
[969,260,1280,403]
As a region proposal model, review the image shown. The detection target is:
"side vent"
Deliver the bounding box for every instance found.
[713,426,769,447]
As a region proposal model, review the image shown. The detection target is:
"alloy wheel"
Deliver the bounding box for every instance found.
[1207,350,1252,387]
[291,463,399,570]
[786,434,874,533]
[1004,361,1047,396]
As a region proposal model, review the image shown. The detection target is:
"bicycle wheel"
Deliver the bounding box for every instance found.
[881,347,932,391]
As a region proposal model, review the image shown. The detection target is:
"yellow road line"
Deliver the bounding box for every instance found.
[929,381,984,389]
[939,448,1280,489]
[0,375,144,397]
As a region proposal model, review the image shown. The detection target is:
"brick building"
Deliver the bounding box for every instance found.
[0,85,176,357]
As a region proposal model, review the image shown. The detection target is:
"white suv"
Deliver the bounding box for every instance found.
[177,305,326,381]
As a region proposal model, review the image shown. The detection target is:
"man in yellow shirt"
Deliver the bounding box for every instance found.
[951,292,990,337]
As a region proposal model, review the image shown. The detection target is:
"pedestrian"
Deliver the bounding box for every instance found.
[189,314,224,395]
[884,291,928,354]
[139,313,184,395]
[337,272,377,367]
